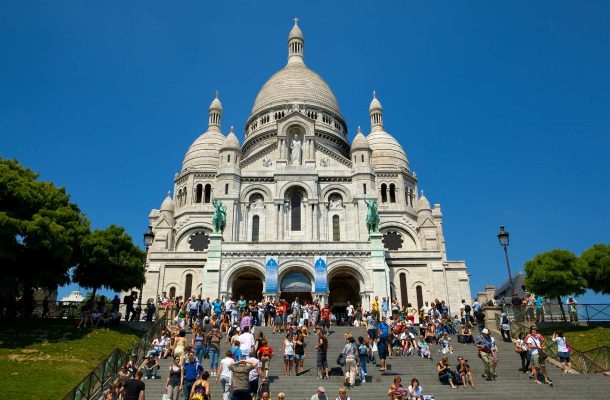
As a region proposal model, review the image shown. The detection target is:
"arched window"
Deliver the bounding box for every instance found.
[252,215,260,242]
[169,286,176,299]
[332,215,340,241]
[361,154,364,162]
[291,195,301,231]
[184,274,193,299]
[225,184,229,195]
[204,184,211,203]
[399,273,408,307]
[227,154,231,163]
[416,285,424,312]
[363,183,367,195]
[195,184,203,203]
[381,184,388,203]
[389,184,396,203]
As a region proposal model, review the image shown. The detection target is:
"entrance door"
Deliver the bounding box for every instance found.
[328,272,360,325]
[280,272,313,305]
[232,271,263,301]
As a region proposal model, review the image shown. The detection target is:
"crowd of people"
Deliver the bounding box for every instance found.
[102,290,570,400]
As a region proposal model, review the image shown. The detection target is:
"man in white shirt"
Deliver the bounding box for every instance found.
[238,326,256,358]
[346,301,355,326]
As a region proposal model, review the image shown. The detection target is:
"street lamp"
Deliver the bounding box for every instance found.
[497,225,514,298]
[140,225,155,318]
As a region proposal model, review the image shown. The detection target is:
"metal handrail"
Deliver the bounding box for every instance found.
[501,303,610,323]
[497,315,610,373]
[62,313,167,400]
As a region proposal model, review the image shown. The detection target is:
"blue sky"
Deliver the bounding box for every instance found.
[1,1,608,303]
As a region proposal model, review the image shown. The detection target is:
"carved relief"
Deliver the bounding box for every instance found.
[262,158,273,167]
[320,157,329,167]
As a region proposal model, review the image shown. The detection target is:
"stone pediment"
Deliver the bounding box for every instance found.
[155,216,173,229]
[420,217,436,228]
[315,142,352,168]
[240,142,278,169]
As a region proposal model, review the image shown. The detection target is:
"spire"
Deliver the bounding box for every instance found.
[369,91,383,131]
[287,17,304,65]
[208,91,223,131]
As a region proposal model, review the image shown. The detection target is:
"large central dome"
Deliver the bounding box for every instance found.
[250,19,341,117]
[251,63,340,115]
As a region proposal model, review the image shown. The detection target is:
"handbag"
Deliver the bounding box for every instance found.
[515,346,524,354]
[337,353,345,366]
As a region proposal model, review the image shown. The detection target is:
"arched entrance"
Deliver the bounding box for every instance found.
[280,271,313,304]
[231,269,264,301]
[328,271,361,325]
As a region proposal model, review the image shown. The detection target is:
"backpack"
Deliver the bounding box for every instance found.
[464,304,471,312]
[261,346,273,358]
[358,344,368,357]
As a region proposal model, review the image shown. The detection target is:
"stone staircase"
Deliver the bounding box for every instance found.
[143,325,608,399]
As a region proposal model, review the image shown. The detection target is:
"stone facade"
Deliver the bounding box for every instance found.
[141,20,471,314]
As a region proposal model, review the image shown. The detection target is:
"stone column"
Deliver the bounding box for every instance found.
[312,203,318,240]
[202,233,222,299]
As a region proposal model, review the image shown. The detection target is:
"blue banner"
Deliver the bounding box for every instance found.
[314,255,327,293]
[265,256,279,293]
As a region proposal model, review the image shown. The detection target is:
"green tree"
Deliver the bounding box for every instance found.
[524,249,587,322]
[579,244,610,294]
[72,225,146,303]
[0,158,90,315]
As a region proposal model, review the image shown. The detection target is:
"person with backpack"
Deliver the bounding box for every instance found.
[357,336,370,384]
[463,301,472,325]
[182,351,204,399]
[257,339,274,378]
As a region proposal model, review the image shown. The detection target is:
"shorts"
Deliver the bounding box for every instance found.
[377,340,388,359]
[530,353,545,367]
[284,354,294,360]
[368,328,378,340]
[295,354,304,360]
[557,351,570,362]
[317,351,328,369]
[282,314,288,324]
[274,315,282,324]
[248,378,258,395]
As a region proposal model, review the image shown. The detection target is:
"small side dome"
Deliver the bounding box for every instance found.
[351,126,370,150]
[182,130,225,171]
[416,190,431,212]
[222,126,240,150]
[367,130,410,171]
[160,191,174,212]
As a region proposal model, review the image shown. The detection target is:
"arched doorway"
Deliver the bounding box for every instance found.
[280,271,313,304]
[328,271,360,325]
[231,269,264,301]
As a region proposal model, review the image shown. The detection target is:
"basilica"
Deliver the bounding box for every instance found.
[141,20,471,315]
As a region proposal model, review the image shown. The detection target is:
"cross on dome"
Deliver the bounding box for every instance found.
[293,17,299,25]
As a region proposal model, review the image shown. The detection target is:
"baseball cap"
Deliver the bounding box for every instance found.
[318,386,326,393]
[482,328,489,334]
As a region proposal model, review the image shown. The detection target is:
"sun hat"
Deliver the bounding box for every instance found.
[318,386,326,393]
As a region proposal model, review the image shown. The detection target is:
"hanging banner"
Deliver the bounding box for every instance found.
[314,255,328,293]
[265,256,279,293]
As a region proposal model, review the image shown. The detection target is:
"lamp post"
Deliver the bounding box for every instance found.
[497,225,514,297]
[140,225,155,318]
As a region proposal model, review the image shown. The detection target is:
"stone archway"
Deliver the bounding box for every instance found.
[280,271,313,304]
[230,268,264,301]
[328,270,361,325]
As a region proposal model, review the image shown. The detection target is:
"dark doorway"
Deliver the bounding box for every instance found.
[280,292,313,305]
[329,272,360,325]
[280,272,312,305]
[232,271,263,301]
[185,274,193,299]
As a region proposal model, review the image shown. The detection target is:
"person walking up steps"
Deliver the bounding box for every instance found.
[342,333,357,388]
[357,336,370,384]
[216,350,234,400]
[316,327,330,379]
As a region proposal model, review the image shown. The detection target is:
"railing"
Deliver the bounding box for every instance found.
[62,313,167,400]
[497,316,610,373]
[502,303,610,323]
[2,300,159,322]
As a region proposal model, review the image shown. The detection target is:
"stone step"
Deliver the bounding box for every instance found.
[139,325,608,399]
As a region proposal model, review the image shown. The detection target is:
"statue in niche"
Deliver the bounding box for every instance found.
[329,194,343,209]
[290,133,302,165]
[250,196,264,209]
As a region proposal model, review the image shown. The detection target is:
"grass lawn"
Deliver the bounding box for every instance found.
[541,325,610,352]
[0,319,142,400]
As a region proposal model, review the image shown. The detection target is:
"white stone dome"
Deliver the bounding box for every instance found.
[160,192,174,212]
[367,130,410,171]
[416,191,431,212]
[251,63,340,116]
[351,128,370,150]
[181,130,225,171]
[222,128,240,150]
